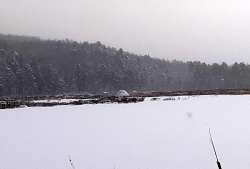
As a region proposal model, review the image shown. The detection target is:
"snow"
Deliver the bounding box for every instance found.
[0,95,250,169]
[32,99,79,103]
[116,90,130,96]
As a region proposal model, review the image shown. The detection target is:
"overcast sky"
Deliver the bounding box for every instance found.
[1,0,250,63]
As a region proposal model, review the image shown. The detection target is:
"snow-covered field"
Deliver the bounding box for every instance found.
[1,95,250,169]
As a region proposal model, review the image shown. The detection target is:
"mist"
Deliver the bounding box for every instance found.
[1,0,250,64]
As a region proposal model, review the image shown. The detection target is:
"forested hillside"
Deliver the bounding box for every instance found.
[1,34,250,97]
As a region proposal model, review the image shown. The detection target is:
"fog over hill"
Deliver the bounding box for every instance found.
[2,0,250,63]
[1,34,250,97]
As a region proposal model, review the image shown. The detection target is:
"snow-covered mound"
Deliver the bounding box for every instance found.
[116,90,130,96]
[0,95,249,169]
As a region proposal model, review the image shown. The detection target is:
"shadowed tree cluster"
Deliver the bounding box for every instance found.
[0,34,250,97]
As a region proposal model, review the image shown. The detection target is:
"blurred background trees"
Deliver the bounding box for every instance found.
[1,34,250,97]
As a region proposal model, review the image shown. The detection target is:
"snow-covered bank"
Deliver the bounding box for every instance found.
[0,95,250,169]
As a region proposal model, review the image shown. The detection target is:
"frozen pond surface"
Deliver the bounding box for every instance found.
[1,95,250,169]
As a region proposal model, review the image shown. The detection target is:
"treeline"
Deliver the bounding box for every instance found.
[0,34,250,97]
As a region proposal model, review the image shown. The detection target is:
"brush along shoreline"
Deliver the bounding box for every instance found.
[1,88,250,109]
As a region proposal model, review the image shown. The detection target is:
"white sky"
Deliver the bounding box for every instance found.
[1,0,250,64]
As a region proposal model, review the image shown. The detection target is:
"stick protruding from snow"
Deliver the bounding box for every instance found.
[209,128,222,169]
[68,155,76,169]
